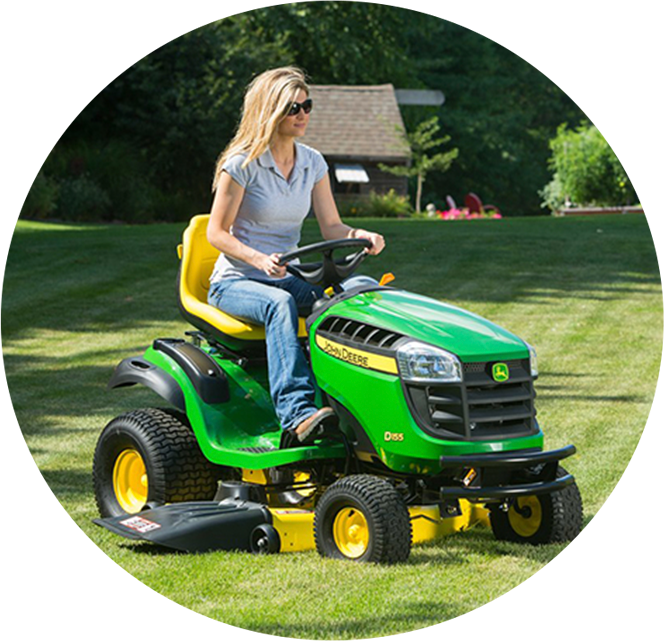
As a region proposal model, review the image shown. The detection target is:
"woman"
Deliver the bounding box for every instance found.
[207,67,385,444]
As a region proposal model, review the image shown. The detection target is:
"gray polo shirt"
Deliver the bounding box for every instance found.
[210,142,329,282]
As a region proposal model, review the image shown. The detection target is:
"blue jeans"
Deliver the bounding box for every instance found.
[208,274,376,431]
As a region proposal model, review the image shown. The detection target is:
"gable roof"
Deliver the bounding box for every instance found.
[301,84,409,161]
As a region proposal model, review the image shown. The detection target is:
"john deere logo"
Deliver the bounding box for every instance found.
[492,362,510,382]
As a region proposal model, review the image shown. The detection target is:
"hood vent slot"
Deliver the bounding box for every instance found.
[317,316,403,351]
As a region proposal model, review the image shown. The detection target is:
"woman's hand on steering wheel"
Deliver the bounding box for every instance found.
[352,229,385,255]
[256,252,287,279]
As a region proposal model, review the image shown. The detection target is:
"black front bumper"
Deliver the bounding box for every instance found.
[437,445,576,500]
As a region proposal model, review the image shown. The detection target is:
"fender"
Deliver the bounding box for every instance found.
[108,339,230,411]
[108,356,186,411]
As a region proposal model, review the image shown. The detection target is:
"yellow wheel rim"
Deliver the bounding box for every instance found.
[113,448,148,514]
[508,496,543,538]
[333,507,369,558]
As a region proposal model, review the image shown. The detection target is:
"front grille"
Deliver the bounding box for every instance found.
[463,358,525,375]
[317,316,403,350]
[405,358,537,441]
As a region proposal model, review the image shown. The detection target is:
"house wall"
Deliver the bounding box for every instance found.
[328,159,408,199]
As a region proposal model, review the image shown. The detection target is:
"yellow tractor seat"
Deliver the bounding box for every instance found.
[177,214,307,349]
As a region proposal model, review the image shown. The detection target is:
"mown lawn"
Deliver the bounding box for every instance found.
[2,214,661,638]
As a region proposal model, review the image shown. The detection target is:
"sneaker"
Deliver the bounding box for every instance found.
[294,407,336,443]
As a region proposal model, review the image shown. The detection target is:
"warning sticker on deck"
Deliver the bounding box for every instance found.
[119,516,161,533]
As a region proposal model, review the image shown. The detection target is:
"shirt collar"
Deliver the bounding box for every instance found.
[257,143,310,179]
[256,147,276,170]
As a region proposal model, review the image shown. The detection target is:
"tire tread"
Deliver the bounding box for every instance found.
[93,407,218,517]
[314,474,411,563]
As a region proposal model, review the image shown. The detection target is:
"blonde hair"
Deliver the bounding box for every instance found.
[213,66,309,190]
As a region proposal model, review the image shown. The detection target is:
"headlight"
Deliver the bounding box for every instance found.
[527,343,538,377]
[396,341,462,383]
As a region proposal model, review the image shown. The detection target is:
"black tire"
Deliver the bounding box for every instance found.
[314,474,412,563]
[93,407,218,518]
[490,466,583,544]
[250,524,281,554]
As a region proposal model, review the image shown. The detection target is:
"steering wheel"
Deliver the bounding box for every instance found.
[277,238,372,289]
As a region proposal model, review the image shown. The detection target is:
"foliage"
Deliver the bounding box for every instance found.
[60,16,292,217]
[552,0,654,131]
[539,172,565,213]
[24,2,588,222]
[337,190,414,218]
[50,140,160,222]
[241,2,415,85]
[14,107,48,169]
[56,175,112,222]
[20,172,59,219]
[379,117,459,213]
[406,0,654,214]
[398,16,585,215]
[540,123,637,211]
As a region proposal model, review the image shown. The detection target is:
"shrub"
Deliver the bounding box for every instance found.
[540,123,637,211]
[338,190,414,218]
[57,174,112,221]
[41,139,157,222]
[151,189,199,223]
[366,190,413,217]
[539,173,565,213]
[20,172,59,219]
[336,199,366,218]
[14,107,48,169]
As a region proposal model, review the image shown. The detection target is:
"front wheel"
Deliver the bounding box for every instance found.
[314,475,412,563]
[93,408,218,518]
[490,466,583,544]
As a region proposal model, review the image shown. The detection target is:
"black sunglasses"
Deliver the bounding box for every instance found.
[286,98,313,116]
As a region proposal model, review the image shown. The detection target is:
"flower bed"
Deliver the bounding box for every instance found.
[436,207,502,221]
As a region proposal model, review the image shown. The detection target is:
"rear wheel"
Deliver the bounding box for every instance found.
[93,408,218,518]
[490,466,583,544]
[314,475,412,563]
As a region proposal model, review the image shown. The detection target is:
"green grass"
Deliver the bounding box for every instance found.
[2,214,661,638]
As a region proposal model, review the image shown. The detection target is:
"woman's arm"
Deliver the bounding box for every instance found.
[312,174,385,255]
[207,172,286,278]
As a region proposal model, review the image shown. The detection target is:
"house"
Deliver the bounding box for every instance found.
[301,84,410,199]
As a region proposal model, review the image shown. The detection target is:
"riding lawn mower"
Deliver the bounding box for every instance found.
[92,214,583,563]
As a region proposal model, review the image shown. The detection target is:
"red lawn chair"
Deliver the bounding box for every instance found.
[464,192,501,216]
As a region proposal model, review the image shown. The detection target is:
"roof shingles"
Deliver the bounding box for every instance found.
[301,85,409,161]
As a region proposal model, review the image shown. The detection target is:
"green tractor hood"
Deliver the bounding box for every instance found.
[322,289,529,362]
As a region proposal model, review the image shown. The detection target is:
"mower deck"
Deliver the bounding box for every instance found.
[94,499,489,554]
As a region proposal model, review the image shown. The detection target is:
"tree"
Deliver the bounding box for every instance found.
[540,123,637,210]
[59,17,292,211]
[553,0,654,131]
[42,2,418,221]
[379,117,459,213]
[399,17,585,215]
[242,2,416,86]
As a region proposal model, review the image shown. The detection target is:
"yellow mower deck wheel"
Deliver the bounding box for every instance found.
[113,448,148,514]
[332,507,370,559]
[508,496,543,538]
